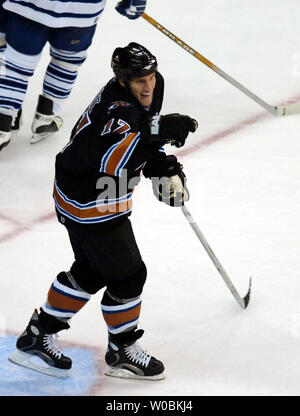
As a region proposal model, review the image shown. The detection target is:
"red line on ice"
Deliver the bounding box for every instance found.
[0,212,55,244]
[176,92,300,157]
[1,93,300,243]
[176,111,268,157]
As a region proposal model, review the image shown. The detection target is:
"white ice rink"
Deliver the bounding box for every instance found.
[1,0,300,396]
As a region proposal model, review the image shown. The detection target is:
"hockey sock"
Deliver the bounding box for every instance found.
[38,308,70,334]
[41,271,92,321]
[43,59,78,112]
[101,290,142,336]
[0,44,41,122]
[42,48,87,113]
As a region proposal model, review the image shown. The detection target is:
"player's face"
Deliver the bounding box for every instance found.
[129,72,156,108]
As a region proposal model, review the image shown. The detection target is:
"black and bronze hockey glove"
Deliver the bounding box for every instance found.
[149,113,198,147]
[143,154,190,207]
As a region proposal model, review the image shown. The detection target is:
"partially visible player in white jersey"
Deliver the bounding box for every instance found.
[0,0,147,151]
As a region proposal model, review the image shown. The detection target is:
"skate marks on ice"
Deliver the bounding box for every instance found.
[0,333,105,396]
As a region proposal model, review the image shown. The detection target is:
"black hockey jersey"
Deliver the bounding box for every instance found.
[54,72,165,225]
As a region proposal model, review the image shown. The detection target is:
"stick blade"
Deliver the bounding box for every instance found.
[242,276,252,309]
[276,102,300,116]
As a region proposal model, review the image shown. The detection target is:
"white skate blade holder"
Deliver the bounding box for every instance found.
[30,113,63,144]
[9,349,71,379]
[30,131,56,144]
[104,365,166,381]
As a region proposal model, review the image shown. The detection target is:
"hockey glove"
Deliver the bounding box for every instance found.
[151,173,189,207]
[143,155,190,207]
[115,0,147,19]
[149,113,198,148]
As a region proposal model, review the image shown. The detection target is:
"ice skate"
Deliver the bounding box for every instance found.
[0,113,12,151]
[12,108,23,131]
[0,130,11,151]
[9,309,72,378]
[104,329,165,381]
[31,95,63,144]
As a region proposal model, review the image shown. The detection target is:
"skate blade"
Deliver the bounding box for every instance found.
[104,365,166,381]
[30,132,54,144]
[8,349,71,379]
[0,139,10,151]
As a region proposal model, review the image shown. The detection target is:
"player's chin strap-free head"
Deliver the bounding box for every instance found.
[111,42,158,86]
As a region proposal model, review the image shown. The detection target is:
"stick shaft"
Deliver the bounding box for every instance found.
[181,205,248,308]
[142,13,278,116]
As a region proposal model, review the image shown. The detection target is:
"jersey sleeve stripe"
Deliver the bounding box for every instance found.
[101,132,140,176]
[115,133,141,176]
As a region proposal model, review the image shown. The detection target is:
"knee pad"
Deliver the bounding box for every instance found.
[69,261,106,295]
[49,46,88,67]
[4,43,41,76]
[43,55,82,112]
[0,44,41,116]
[106,261,147,301]
[49,57,81,73]
[101,262,147,336]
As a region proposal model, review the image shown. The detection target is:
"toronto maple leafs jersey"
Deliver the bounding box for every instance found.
[3,0,107,28]
[54,71,166,226]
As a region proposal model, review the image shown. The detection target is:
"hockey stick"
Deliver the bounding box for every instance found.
[181,204,252,309]
[142,13,300,116]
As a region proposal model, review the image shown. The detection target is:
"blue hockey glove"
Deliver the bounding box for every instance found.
[115,0,147,19]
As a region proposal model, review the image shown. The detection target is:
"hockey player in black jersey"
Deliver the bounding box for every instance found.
[9,42,198,380]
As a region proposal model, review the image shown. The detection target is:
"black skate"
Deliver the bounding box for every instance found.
[104,329,165,380]
[9,310,71,378]
[31,95,63,144]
